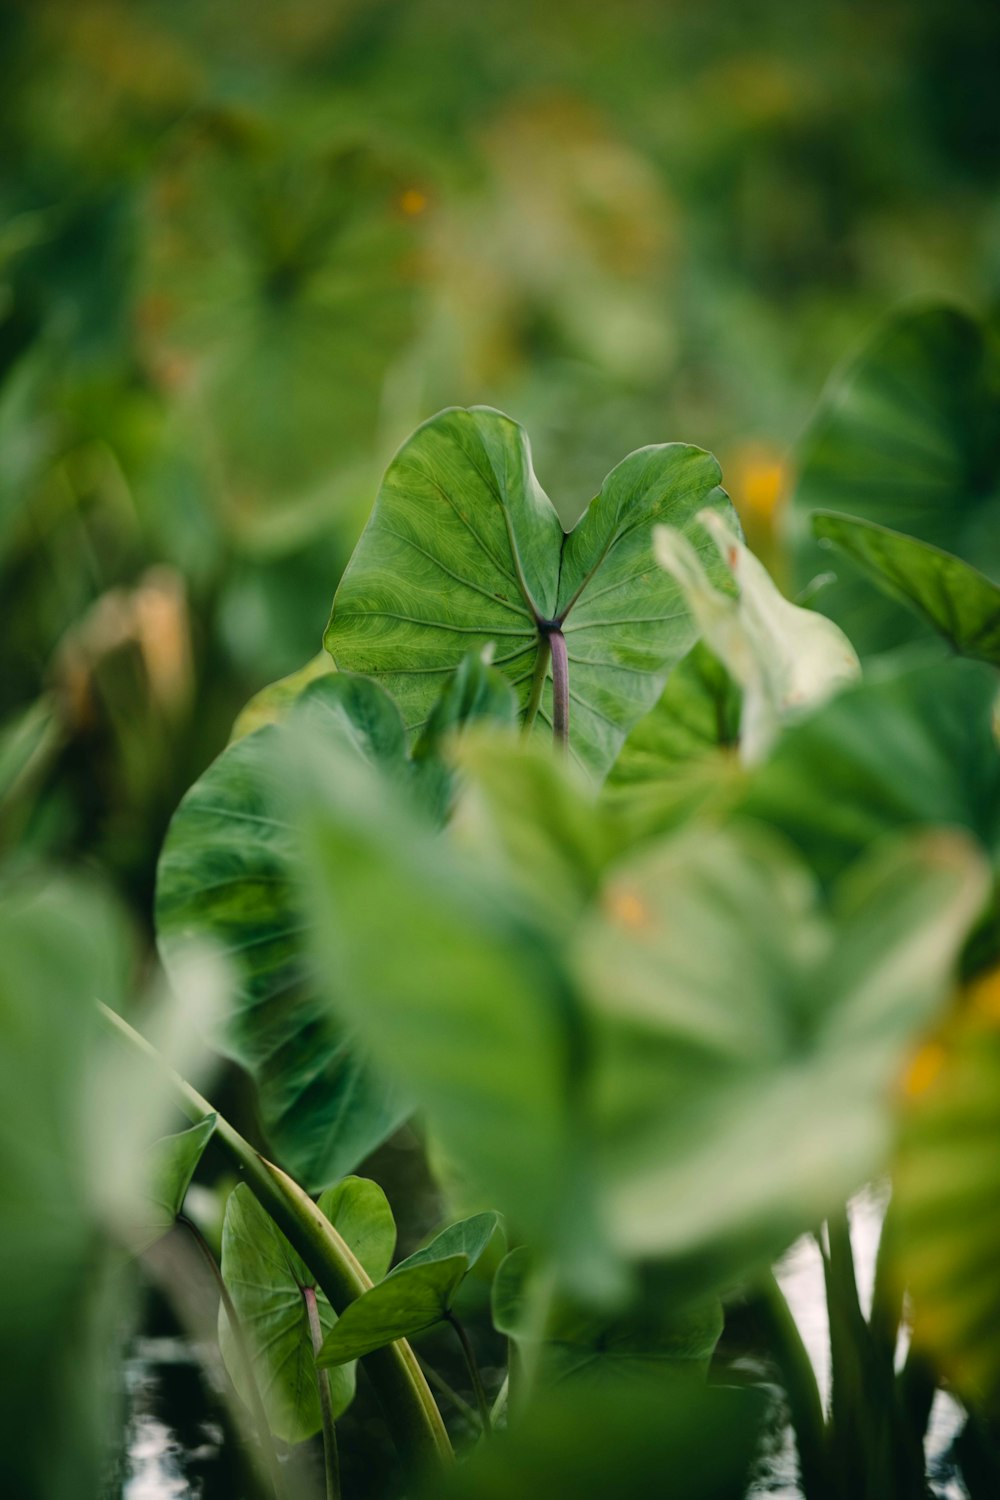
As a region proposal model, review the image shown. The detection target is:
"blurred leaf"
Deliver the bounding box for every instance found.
[157,674,411,1191]
[326,405,737,777]
[813,510,1000,666]
[133,1113,216,1253]
[219,1182,354,1443]
[230,654,335,741]
[409,649,519,821]
[578,824,987,1287]
[492,1247,723,1386]
[424,1380,763,1500]
[286,728,613,1293]
[894,979,1000,1413]
[318,1212,499,1366]
[789,304,1000,654]
[740,658,1000,885]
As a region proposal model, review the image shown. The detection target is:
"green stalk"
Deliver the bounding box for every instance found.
[756,1271,831,1500]
[523,636,552,731]
[445,1311,491,1435]
[304,1285,341,1500]
[178,1214,288,1500]
[99,1004,452,1473]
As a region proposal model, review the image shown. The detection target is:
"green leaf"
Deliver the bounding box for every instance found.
[156,674,412,1191]
[316,1176,396,1284]
[894,991,1000,1412]
[813,511,1000,667]
[492,1248,723,1387]
[788,304,1000,654]
[318,1212,499,1366]
[230,655,336,742]
[134,1115,216,1252]
[577,824,988,1289]
[284,727,612,1291]
[423,1381,764,1500]
[219,1183,355,1444]
[325,406,737,777]
[739,658,1000,887]
[410,649,519,821]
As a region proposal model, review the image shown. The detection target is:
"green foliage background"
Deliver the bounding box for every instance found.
[3,0,999,918]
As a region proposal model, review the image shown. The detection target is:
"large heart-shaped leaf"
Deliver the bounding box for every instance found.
[219,1181,369,1443]
[318,1212,499,1366]
[893,977,1000,1412]
[577,824,987,1288]
[788,304,1000,654]
[325,406,737,777]
[156,661,515,1191]
[813,511,1000,667]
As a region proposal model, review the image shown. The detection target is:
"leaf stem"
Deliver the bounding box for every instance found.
[178,1214,288,1500]
[547,628,569,749]
[755,1270,831,1500]
[445,1311,491,1435]
[304,1285,341,1500]
[98,1003,452,1473]
[523,635,551,731]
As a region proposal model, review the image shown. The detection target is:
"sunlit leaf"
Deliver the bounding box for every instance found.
[325,406,737,777]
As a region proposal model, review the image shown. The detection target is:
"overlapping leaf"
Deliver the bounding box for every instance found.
[325,406,737,777]
[813,511,1000,666]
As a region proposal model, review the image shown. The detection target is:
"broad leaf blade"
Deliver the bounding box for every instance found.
[156,675,410,1190]
[316,1176,397,1284]
[219,1184,355,1443]
[317,1255,470,1365]
[788,304,1000,654]
[394,1211,500,1274]
[813,511,1000,666]
[326,407,738,776]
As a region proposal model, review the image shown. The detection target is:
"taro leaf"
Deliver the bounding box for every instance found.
[492,1247,723,1387]
[284,727,613,1293]
[577,823,988,1291]
[157,674,410,1191]
[157,659,515,1191]
[788,305,1000,655]
[318,1175,396,1284]
[813,511,1000,667]
[325,406,737,778]
[219,1183,355,1443]
[739,658,1000,889]
[318,1212,499,1366]
[230,655,335,742]
[133,1114,216,1253]
[603,642,745,843]
[423,1381,763,1500]
[894,983,1000,1412]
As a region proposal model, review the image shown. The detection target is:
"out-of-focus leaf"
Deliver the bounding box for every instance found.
[157,674,411,1191]
[423,1380,764,1500]
[789,305,1000,654]
[740,658,1000,885]
[654,508,859,763]
[285,729,613,1293]
[578,824,988,1287]
[219,1183,354,1443]
[325,405,737,777]
[230,655,335,741]
[492,1247,723,1386]
[133,1114,216,1253]
[894,970,1000,1413]
[317,1212,499,1366]
[813,511,1000,666]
